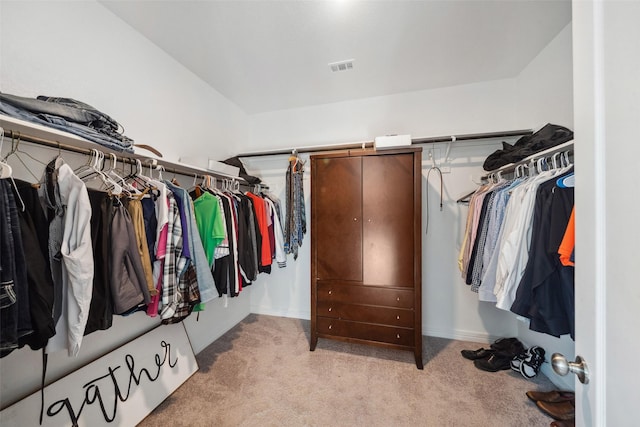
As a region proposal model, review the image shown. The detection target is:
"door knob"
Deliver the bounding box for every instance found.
[551,353,589,384]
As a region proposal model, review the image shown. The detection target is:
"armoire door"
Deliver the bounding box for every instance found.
[313,156,363,281]
[362,153,415,286]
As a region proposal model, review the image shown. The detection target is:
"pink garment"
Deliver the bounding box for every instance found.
[147,221,168,317]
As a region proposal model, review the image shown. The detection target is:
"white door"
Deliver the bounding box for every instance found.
[573,1,640,425]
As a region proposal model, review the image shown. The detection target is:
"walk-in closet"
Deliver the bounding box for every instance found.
[0,1,638,426]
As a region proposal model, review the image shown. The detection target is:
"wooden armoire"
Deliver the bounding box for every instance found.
[310,147,423,369]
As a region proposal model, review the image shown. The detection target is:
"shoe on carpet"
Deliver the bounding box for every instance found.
[526,390,575,403]
[461,347,493,360]
[511,352,524,372]
[519,346,546,378]
[473,353,513,372]
[536,400,575,421]
[490,337,526,358]
[490,337,520,351]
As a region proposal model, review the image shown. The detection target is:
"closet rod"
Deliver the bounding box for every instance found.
[1,128,252,186]
[236,129,533,158]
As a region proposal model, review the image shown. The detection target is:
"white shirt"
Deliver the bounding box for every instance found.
[46,164,94,357]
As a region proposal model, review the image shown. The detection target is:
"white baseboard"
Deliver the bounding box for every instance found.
[250,306,311,320]
[422,326,497,344]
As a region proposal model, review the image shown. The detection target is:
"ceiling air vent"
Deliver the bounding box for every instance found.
[329,59,354,72]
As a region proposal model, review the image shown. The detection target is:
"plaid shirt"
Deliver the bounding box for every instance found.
[160,194,186,320]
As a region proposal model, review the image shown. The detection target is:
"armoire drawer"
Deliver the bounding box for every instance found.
[317,300,414,328]
[316,317,414,347]
[316,281,414,309]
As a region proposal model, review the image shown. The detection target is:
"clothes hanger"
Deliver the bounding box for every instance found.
[82,150,124,195]
[2,133,44,182]
[74,148,100,179]
[124,158,152,190]
[106,153,137,195]
[0,128,12,179]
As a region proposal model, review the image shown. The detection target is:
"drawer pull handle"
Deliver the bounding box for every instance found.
[396,334,401,339]
[353,217,358,222]
[328,290,332,295]
[329,325,332,330]
[396,315,400,320]
[328,307,332,312]
[396,297,400,302]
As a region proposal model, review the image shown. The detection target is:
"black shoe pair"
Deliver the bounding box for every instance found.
[460,347,493,360]
[471,337,526,372]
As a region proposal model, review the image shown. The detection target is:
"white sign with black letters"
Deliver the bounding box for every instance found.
[0,323,198,427]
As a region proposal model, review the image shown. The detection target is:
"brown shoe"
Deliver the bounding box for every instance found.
[536,400,575,421]
[526,390,575,403]
[550,420,575,427]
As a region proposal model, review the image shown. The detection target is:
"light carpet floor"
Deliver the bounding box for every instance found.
[139,314,559,426]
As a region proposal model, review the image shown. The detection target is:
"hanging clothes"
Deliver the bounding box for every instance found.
[126,198,156,298]
[85,189,114,334]
[246,191,272,270]
[167,181,217,305]
[510,173,574,338]
[0,179,32,356]
[40,161,94,357]
[109,202,151,315]
[213,194,235,297]
[10,179,56,352]
[460,155,575,340]
[193,191,226,266]
[284,154,306,260]
[264,196,286,268]
[558,207,575,267]
[159,193,186,320]
[148,182,170,318]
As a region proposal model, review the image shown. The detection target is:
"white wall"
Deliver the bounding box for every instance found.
[0,1,247,163]
[514,22,575,391]
[0,1,251,409]
[246,78,523,344]
[248,79,521,151]
[516,23,574,131]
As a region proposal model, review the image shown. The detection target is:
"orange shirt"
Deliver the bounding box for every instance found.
[246,192,272,267]
[558,207,575,267]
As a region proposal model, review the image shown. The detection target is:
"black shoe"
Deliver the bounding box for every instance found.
[490,337,525,358]
[473,353,513,372]
[461,347,494,360]
[520,346,545,378]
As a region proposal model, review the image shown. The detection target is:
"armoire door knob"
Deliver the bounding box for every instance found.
[552,353,590,384]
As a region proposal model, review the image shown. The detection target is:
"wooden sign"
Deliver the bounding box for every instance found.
[0,323,198,426]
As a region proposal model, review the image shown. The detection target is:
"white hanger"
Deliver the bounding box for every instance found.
[0,128,12,179]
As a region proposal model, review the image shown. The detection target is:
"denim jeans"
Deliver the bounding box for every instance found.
[0,180,18,352]
[0,93,134,152]
[0,179,33,354]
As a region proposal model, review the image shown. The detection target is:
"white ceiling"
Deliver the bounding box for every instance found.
[100,0,571,115]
